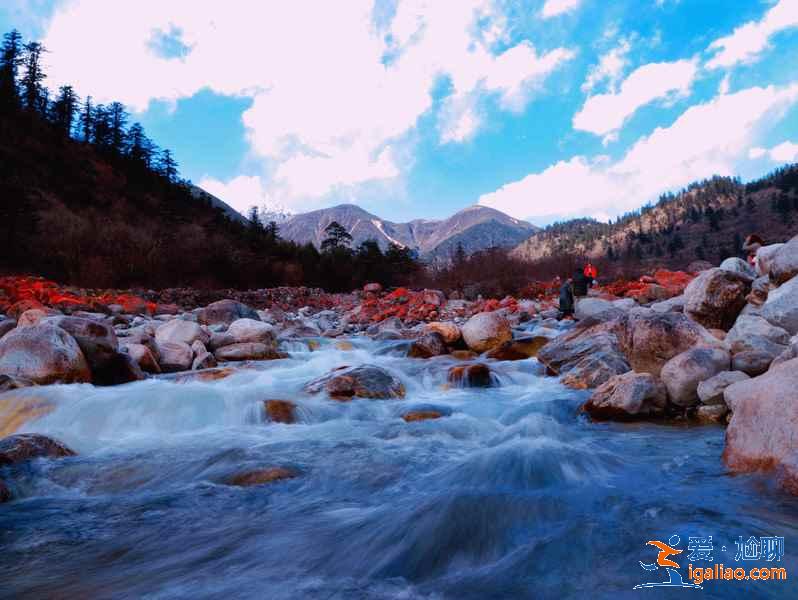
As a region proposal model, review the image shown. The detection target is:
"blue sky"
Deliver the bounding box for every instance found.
[2,0,798,224]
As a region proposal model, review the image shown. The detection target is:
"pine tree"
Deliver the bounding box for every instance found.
[321,221,352,252]
[0,29,24,113]
[126,122,151,164]
[79,95,93,142]
[107,101,127,154]
[20,41,46,113]
[50,85,79,137]
[158,149,178,182]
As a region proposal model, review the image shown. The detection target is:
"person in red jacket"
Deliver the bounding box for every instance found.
[583,262,597,281]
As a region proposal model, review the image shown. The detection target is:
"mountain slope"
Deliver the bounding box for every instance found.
[510,168,798,269]
[279,203,538,258]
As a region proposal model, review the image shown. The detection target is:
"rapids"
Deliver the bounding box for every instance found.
[1,333,797,599]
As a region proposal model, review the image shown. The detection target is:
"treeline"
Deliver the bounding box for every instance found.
[0,29,420,292]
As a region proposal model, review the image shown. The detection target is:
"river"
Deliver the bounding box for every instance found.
[1,330,797,599]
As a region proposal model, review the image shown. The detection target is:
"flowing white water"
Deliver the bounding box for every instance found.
[1,332,797,599]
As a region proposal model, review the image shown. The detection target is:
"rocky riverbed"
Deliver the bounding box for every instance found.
[0,236,798,597]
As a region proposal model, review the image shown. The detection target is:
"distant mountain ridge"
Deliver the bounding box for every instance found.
[278,203,538,259]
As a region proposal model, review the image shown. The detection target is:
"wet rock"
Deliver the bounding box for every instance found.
[0,319,16,340]
[719,257,756,278]
[447,363,494,388]
[264,399,296,424]
[122,342,161,374]
[334,340,354,351]
[92,351,147,385]
[761,275,798,335]
[616,310,720,376]
[0,374,35,393]
[402,410,442,422]
[485,336,549,360]
[172,366,242,383]
[304,365,405,400]
[754,243,784,277]
[461,311,512,353]
[723,358,798,494]
[697,371,750,405]
[41,315,119,370]
[0,394,54,437]
[0,433,75,466]
[226,318,276,345]
[560,351,631,390]
[225,467,298,487]
[0,324,91,384]
[684,268,751,330]
[157,341,193,372]
[450,350,478,360]
[768,235,798,285]
[155,319,210,347]
[16,308,61,327]
[191,340,218,371]
[660,347,730,407]
[696,404,728,424]
[197,299,259,326]
[731,350,775,377]
[214,343,286,362]
[408,332,447,359]
[582,372,668,420]
[425,322,461,344]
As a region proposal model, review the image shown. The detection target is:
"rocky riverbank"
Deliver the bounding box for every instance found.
[1,235,797,499]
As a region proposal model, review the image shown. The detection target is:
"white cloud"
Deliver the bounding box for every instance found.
[581,38,631,94]
[541,0,582,19]
[749,141,798,162]
[41,0,573,209]
[706,0,798,69]
[199,175,274,215]
[573,59,698,138]
[480,83,798,220]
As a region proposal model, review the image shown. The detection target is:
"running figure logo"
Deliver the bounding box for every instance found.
[633,535,703,590]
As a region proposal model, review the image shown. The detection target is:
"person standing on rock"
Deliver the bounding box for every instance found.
[558,277,574,320]
[572,267,591,310]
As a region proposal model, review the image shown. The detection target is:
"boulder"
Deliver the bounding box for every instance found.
[92,351,147,386]
[425,322,461,344]
[581,372,668,420]
[157,341,193,373]
[731,350,775,377]
[0,324,91,384]
[155,319,209,347]
[485,336,549,360]
[402,410,442,422]
[304,365,405,400]
[6,299,44,321]
[0,319,17,340]
[0,433,75,466]
[264,399,296,424]
[122,342,161,373]
[754,243,784,277]
[40,316,119,369]
[683,268,751,330]
[696,404,728,424]
[0,374,34,393]
[696,371,750,405]
[208,332,236,351]
[197,299,259,326]
[726,315,790,352]
[214,343,286,362]
[574,298,623,321]
[770,335,798,369]
[767,235,798,285]
[723,358,798,494]
[660,346,730,407]
[616,310,719,376]
[422,289,446,307]
[16,308,61,327]
[649,295,685,314]
[746,275,771,306]
[225,467,297,487]
[408,332,447,359]
[447,363,494,388]
[191,340,218,371]
[461,312,512,353]
[719,257,756,278]
[761,275,798,335]
[226,318,276,345]
[560,351,632,390]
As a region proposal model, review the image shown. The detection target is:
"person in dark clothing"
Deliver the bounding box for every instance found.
[558,278,574,319]
[572,268,591,298]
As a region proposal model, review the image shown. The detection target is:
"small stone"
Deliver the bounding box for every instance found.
[264,400,296,424]
[225,467,297,487]
[402,410,442,422]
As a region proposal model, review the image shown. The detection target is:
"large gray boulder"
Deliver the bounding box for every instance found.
[226,318,276,345]
[755,243,785,277]
[726,315,790,352]
[723,358,798,495]
[575,298,623,321]
[660,346,730,407]
[155,319,209,347]
[582,372,668,420]
[683,268,751,330]
[761,275,798,335]
[768,235,798,285]
[461,312,512,353]
[0,324,91,384]
[214,343,285,362]
[720,257,756,278]
[157,341,193,372]
[40,315,118,369]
